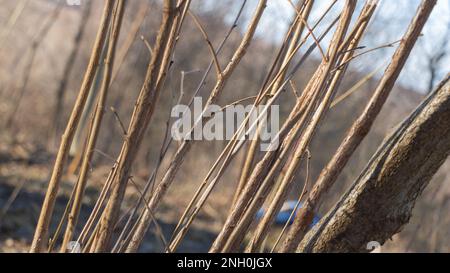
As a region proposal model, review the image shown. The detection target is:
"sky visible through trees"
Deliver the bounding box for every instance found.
[216,0,450,93]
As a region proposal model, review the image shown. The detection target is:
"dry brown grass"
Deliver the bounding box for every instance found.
[0,0,448,254]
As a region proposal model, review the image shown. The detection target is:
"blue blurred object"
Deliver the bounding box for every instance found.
[256,201,320,228]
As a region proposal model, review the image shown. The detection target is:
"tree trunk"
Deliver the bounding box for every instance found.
[299,74,450,253]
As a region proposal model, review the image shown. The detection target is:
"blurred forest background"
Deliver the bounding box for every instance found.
[0,0,448,252]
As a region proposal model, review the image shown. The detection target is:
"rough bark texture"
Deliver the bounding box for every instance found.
[299,75,450,253]
[282,0,437,252]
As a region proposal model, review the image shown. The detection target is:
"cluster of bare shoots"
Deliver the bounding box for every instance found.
[25,0,448,253]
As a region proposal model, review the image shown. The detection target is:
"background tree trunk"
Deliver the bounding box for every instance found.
[299,74,450,253]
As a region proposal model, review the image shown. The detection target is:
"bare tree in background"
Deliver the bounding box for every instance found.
[0,0,442,254]
[52,0,93,145]
[425,21,450,93]
[299,74,450,252]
